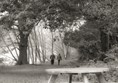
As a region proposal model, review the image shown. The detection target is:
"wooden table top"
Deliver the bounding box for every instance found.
[45,67,109,74]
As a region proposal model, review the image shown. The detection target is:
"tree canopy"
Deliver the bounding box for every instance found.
[1,0,118,64]
[63,0,118,61]
[0,0,83,64]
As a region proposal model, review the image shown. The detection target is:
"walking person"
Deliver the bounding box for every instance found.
[50,54,55,65]
[57,54,62,65]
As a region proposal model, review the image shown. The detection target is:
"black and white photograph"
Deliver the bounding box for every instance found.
[0,0,118,83]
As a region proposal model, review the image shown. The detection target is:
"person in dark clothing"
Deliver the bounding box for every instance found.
[57,54,62,65]
[50,54,55,65]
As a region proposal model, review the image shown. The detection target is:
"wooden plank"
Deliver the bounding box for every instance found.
[96,73,107,83]
[82,74,90,83]
[46,68,109,74]
[56,82,84,83]
[48,74,58,83]
[57,82,118,83]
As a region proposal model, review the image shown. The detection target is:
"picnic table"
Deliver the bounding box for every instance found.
[46,67,110,83]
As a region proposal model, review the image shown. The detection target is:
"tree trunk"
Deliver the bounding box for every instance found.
[51,32,54,54]
[17,32,29,65]
[100,28,109,52]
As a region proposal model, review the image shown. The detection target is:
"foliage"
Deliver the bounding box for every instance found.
[105,45,118,62]
[82,0,118,21]
[0,0,49,32]
[63,0,118,61]
[0,0,52,64]
[64,21,102,61]
[0,0,84,64]
[1,0,118,64]
[43,0,82,31]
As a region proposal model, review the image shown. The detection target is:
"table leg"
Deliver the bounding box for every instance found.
[96,73,107,83]
[69,74,73,83]
[82,74,90,83]
[48,74,58,83]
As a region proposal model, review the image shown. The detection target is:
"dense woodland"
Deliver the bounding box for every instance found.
[0,0,118,65]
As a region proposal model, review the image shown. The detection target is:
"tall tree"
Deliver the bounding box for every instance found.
[0,0,50,65]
